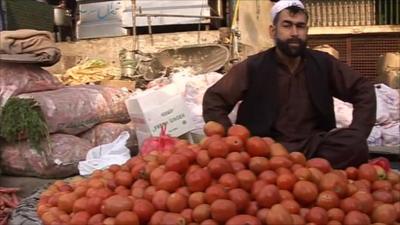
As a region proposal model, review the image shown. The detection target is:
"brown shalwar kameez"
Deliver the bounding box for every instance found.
[203,49,376,169]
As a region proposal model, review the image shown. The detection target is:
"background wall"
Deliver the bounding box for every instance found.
[237,0,274,53]
[46,30,220,74]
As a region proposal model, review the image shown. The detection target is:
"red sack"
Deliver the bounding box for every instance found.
[18,85,130,135]
[0,62,63,106]
[140,124,177,156]
[0,134,93,178]
[80,122,138,152]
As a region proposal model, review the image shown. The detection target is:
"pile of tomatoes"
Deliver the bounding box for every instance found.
[37,122,400,225]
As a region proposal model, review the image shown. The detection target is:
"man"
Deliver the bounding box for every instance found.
[202,0,376,168]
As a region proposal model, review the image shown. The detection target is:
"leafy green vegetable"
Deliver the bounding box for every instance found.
[0,97,49,151]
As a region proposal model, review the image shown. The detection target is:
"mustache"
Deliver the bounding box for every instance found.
[286,38,303,44]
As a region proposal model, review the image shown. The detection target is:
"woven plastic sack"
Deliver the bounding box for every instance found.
[375,84,400,124]
[381,121,400,146]
[0,62,63,106]
[18,85,130,135]
[0,134,93,178]
[79,122,137,151]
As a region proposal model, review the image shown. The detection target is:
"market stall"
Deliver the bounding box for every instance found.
[0,16,399,225]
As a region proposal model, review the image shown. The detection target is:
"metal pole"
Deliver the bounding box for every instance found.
[396,0,398,24]
[217,0,223,18]
[136,13,223,19]
[147,16,153,46]
[397,0,399,24]
[384,0,387,24]
[378,0,382,24]
[390,0,393,24]
[372,0,376,25]
[131,0,138,51]
[197,0,206,44]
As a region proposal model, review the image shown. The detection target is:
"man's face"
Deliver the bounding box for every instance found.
[270,9,308,58]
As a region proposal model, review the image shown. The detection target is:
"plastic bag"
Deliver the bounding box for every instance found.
[140,124,177,156]
[78,131,131,176]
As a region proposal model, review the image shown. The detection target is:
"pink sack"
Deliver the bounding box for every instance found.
[0,62,63,106]
[18,85,130,135]
[0,134,93,178]
[140,124,177,156]
[80,122,138,152]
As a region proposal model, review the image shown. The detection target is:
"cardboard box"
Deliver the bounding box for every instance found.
[125,84,195,145]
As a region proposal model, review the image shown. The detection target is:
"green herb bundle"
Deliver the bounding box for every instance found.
[0,97,49,151]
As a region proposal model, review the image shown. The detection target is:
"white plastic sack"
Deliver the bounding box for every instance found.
[185,72,223,104]
[333,97,353,128]
[375,84,400,123]
[171,68,196,94]
[381,121,400,146]
[184,72,224,129]
[367,126,383,146]
[78,131,131,176]
[334,85,400,127]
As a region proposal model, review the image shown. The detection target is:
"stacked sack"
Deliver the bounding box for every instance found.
[0,30,136,178]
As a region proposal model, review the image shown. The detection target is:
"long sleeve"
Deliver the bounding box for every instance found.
[329,57,377,138]
[202,60,249,129]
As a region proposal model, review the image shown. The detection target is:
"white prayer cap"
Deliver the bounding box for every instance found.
[271,0,305,22]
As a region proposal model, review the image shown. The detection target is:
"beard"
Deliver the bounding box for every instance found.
[275,37,307,58]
